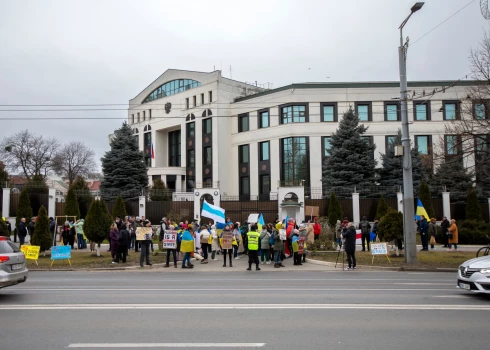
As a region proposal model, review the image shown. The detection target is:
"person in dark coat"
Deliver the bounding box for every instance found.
[49,217,56,246]
[110,224,119,263]
[27,217,36,240]
[418,217,429,251]
[18,218,27,245]
[61,221,70,246]
[68,224,76,249]
[341,223,357,270]
[116,224,130,263]
[440,216,450,247]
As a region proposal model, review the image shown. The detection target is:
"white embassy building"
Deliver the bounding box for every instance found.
[128,69,482,202]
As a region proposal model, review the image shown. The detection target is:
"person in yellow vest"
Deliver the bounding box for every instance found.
[246,224,261,271]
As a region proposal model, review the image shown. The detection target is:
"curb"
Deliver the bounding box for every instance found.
[306,258,457,273]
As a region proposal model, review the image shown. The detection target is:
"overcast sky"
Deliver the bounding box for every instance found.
[0,0,488,172]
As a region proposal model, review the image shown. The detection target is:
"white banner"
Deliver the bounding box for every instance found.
[162,230,177,249]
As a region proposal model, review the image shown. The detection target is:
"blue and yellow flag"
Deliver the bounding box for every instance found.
[257,214,265,231]
[415,199,430,221]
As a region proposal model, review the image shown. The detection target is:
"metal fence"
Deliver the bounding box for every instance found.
[9,192,49,218]
[145,201,194,223]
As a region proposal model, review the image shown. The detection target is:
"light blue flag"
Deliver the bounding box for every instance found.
[201,200,226,224]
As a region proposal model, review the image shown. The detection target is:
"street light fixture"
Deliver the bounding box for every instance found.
[398,2,424,264]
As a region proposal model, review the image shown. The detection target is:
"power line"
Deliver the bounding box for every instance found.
[411,0,477,46]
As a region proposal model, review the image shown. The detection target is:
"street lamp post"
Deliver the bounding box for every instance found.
[399,2,424,264]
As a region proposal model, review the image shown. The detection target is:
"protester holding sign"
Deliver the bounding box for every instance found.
[164,225,178,268]
[138,221,153,268]
[220,225,234,267]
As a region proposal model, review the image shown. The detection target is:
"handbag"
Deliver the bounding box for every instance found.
[447,232,453,239]
[429,236,436,245]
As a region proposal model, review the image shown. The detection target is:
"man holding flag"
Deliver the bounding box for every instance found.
[416,199,430,251]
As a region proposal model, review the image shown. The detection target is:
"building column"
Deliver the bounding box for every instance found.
[352,192,360,224]
[442,192,451,221]
[397,192,404,213]
[2,188,11,218]
[48,188,56,219]
[139,196,146,218]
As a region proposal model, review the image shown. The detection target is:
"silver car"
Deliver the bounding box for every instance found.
[457,256,490,294]
[0,237,28,289]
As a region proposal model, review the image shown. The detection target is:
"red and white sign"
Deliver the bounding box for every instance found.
[163,230,177,249]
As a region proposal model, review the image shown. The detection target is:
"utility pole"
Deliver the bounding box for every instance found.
[398,2,424,264]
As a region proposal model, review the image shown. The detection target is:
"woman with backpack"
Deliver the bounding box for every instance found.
[259,226,271,265]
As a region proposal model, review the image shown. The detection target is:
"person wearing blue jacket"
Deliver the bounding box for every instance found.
[418,217,429,251]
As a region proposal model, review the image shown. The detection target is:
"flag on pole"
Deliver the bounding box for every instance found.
[415,199,430,221]
[201,200,226,224]
[151,143,155,159]
[257,213,265,231]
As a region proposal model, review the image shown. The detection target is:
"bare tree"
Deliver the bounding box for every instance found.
[52,141,96,184]
[0,130,59,179]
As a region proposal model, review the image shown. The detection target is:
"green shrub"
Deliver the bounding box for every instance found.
[378,209,403,242]
[31,206,52,251]
[84,200,112,244]
[16,188,33,229]
[65,187,80,220]
[376,195,390,219]
[327,192,343,228]
[466,189,483,221]
[458,220,490,244]
[112,196,127,220]
[418,181,435,218]
[306,231,336,252]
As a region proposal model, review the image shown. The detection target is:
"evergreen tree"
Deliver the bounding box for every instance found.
[149,179,171,201]
[466,188,483,221]
[112,196,127,220]
[0,214,8,237]
[378,130,427,194]
[430,156,473,203]
[16,188,33,228]
[70,176,93,218]
[378,209,403,243]
[327,192,343,228]
[322,107,377,192]
[376,195,390,219]
[31,206,52,251]
[100,122,148,201]
[84,200,112,254]
[418,181,435,219]
[25,174,49,194]
[64,187,80,220]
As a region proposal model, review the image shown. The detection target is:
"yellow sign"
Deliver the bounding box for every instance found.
[20,245,40,260]
[136,227,153,241]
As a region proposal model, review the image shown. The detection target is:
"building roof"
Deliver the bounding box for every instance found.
[88,180,100,191]
[233,80,482,103]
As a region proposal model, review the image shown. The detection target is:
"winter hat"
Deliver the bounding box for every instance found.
[275,222,283,231]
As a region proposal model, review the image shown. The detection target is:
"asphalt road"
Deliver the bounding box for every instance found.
[1,269,489,350]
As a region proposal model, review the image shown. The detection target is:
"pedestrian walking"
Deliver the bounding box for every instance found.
[116,223,130,263]
[429,218,437,250]
[110,223,119,263]
[342,223,357,270]
[246,224,261,271]
[259,226,271,265]
[448,219,459,252]
[359,216,371,252]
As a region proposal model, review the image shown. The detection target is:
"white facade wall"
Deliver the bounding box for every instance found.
[127,71,479,197]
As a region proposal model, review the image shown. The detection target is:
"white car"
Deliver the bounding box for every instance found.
[457,256,490,294]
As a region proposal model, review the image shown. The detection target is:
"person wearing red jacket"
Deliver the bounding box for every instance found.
[313,218,321,240]
[284,219,295,257]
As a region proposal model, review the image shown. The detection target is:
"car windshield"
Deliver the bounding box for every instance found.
[0,241,21,254]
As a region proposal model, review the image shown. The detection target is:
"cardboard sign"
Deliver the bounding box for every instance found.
[51,246,71,260]
[247,214,259,224]
[298,236,305,255]
[136,227,153,241]
[371,243,389,255]
[163,230,177,249]
[222,232,233,250]
[20,245,40,260]
[279,229,287,241]
[305,206,319,217]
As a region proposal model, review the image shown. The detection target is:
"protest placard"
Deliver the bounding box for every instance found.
[279,229,287,241]
[370,242,391,264]
[136,227,153,241]
[163,230,177,249]
[20,245,40,260]
[298,236,305,255]
[221,232,233,249]
[51,246,72,266]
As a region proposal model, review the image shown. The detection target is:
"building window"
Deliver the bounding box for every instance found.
[204,146,212,165]
[187,122,195,137]
[149,109,152,120]
[203,118,212,134]
[385,135,397,150]
[240,176,250,196]
[259,174,270,196]
[443,101,459,120]
[321,103,337,122]
[258,109,269,128]
[143,79,201,103]
[201,93,204,105]
[280,104,308,124]
[474,101,487,120]
[186,98,189,110]
[281,137,308,185]
[415,135,431,155]
[131,114,134,124]
[445,135,460,156]
[187,149,195,168]
[209,91,212,103]
[413,101,431,121]
[239,144,249,164]
[322,137,331,158]
[137,113,140,123]
[193,95,196,107]
[355,102,372,122]
[259,141,269,161]
[144,132,152,167]
[238,113,249,133]
[168,130,181,167]
[384,102,400,121]
[143,111,146,121]
[203,177,212,187]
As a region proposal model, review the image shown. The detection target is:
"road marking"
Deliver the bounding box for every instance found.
[2,304,489,311]
[67,343,265,348]
[394,283,451,285]
[9,288,455,292]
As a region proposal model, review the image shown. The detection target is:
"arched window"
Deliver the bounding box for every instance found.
[202,109,212,118]
[144,125,151,132]
[133,128,139,135]
[143,79,201,103]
